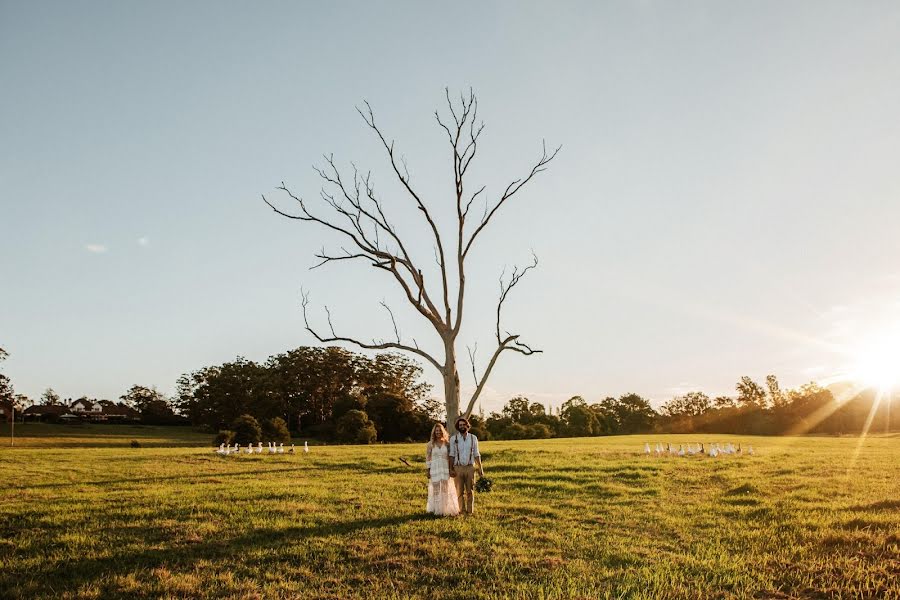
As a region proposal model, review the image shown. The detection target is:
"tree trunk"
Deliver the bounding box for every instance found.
[443,339,461,433]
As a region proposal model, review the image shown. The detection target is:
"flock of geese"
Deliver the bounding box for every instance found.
[644,442,754,457]
[215,441,309,455]
[215,440,753,458]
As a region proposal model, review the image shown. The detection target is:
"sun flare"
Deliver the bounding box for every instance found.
[852,329,900,390]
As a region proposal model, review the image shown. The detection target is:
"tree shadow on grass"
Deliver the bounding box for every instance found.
[12,466,308,490]
[1,512,435,597]
[847,499,900,512]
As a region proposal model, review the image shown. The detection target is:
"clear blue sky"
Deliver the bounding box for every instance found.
[2,1,899,411]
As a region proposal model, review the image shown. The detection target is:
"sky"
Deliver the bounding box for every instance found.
[2,1,900,412]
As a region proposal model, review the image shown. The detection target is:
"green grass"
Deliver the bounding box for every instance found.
[0,423,211,447]
[1,430,898,599]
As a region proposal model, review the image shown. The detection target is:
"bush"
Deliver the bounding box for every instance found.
[231,414,262,445]
[130,440,141,448]
[526,423,553,439]
[500,423,528,440]
[335,410,378,444]
[262,417,291,444]
[213,430,235,446]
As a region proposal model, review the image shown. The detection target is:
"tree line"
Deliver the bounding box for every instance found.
[6,341,897,441]
[656,375,899,435]
[174,346,441,443]
[476,375,899,440]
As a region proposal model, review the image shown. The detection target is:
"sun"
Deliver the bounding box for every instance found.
[852,329,900,390]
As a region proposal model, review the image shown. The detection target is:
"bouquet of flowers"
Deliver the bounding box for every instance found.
[475,476,493,493]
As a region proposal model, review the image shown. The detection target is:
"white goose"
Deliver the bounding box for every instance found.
[268,442,276,454]
[278,443,285,454]
[303,441,309,453]
[709,444,719,458]
[677,444,686,457]
[644,442,651,455]
[655,443,663,457]
[245,444,253,454]
[216,443,226,455]
[748,445,755,456]
[256,442,263,454]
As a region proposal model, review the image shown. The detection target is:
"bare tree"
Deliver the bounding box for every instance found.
[263,89,559,431]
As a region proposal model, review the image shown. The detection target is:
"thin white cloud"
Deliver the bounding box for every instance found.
[137,237,149,247]
[85,244,108,253]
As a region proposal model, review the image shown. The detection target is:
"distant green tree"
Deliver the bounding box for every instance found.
[560,396,587,422]
[0,347,13,403]
[335,410,377,444]
[121,384,180,424]
[41,387,62,406]
[662,392,710,417]
[736,376,768,408]
[262,417,291,444]
[566,404,600,437]
[766,374,786,408]
[713,395,736,409]
[468,413,489,440]
[365,393,428,442]
[502,396,534,424]
[500,423,529,439]
[613,393,657,433]
[525,423,553,438]
[231,414,263,445]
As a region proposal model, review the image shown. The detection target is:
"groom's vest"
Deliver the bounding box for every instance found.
[452,433,476,466]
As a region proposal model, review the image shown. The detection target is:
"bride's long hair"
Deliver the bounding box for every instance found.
[428,423,449,448]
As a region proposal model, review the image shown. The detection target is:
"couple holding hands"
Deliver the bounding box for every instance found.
[425,416,484,516]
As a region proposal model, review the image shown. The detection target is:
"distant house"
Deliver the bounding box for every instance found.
[23,404,74,422]
[21,399,141,423]
[70,398,103,414]
[99,402,141,422]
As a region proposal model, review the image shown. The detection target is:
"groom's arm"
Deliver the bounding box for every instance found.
[474,437,484,477]
[448,439,457,474]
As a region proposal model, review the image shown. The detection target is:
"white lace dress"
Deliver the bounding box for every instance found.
[426,443,460,516]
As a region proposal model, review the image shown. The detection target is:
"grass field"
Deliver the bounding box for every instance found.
[1,427,898,599]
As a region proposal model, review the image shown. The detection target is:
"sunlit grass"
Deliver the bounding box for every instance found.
[1,431,898,599]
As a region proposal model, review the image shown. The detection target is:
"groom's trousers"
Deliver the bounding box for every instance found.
[455,464,475,514]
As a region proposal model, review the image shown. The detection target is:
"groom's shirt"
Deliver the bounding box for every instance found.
[450,433,480,466]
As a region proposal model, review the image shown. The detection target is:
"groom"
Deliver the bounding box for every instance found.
[449,416,484,515]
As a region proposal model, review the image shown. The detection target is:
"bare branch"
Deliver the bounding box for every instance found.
[463,141,561,259]
[356,101,449,328]
[311,247,372,270]
[467,343,478,385]
[463,253,542,417]
[379,300,401,344]
[301,290,443,371]
[496,252,539,343]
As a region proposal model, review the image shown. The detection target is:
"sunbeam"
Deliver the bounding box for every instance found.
[848,387,889,473]
[784,380,868,436]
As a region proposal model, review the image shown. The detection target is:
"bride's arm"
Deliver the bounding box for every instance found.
[425,444,432,479]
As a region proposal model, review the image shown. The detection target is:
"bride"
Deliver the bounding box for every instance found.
[425,423,460,516]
